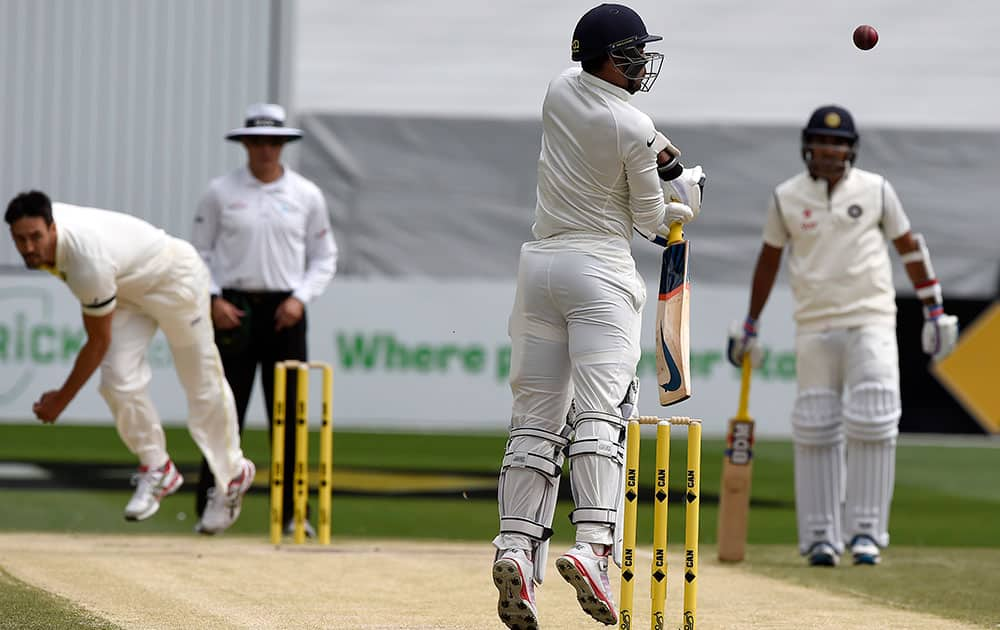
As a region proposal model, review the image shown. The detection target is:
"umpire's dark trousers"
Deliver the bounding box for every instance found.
[196,288,307,525]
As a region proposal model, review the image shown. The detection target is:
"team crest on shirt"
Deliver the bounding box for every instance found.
[847,204,863,218]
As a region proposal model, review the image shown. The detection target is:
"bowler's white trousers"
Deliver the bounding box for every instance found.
[99,238,244,489]
[497,237,645,551]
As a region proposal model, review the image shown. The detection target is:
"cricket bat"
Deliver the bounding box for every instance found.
[717,354,756,561]
[654,222,691,406]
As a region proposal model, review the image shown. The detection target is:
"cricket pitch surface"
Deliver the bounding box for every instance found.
[0,534,979,629]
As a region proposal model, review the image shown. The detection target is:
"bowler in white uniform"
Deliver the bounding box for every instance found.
[727,105,959,567]
[491,5,706,629]
[5,191,255,534]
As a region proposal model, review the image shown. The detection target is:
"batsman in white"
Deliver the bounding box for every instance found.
[490,5,705,629]
[5,191,255,534]
[727,105,959,567]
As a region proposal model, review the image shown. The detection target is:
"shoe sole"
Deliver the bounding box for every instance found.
[124,472,184,522]
[555,556,617,626]
[493,559,539,630]
[808,554,838,567]
[853,553,880,565]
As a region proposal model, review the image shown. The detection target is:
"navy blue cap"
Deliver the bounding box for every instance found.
[571,4,662,62]
[802,105,858,142]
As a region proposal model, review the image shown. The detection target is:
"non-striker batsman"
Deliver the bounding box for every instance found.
[490,5,705,628]
[727,105,959,567]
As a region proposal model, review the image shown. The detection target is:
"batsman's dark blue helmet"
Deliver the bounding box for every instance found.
[802,105,859,144]
[571,4,662,62]
[802,105,859,168]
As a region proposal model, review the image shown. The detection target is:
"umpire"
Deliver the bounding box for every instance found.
[191,103,337,536]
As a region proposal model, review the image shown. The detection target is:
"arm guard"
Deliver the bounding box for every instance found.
[901,233,943,304]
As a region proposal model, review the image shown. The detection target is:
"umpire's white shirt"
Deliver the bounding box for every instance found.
[763,167,911,332]
[533,67,666,246]
[49,203,173,316]
[192,166,337,303]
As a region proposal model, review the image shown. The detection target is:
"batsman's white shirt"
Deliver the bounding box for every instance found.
[762,167,911,332]
[533,67,666,245]
[192,166,337,303]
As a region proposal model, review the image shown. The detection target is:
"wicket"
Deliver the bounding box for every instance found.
[270,360,334,545]
[620,416,702,630]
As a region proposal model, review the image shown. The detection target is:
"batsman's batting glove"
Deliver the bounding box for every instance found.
[663,166,706,220]
[726,316,763,368]
[921,304,959,361]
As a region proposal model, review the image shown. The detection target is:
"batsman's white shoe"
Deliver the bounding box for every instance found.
[124,460,183,521]
[555,543,618,626]
[850,535,881,565]
[196,458,255,535]
[806,541,840,567]
[492,548,539,630]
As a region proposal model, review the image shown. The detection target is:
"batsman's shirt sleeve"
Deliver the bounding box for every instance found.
[190,185,223,296]
[624,115,666,235]
[292,185,337,304]
[879,179,911,240]
[762,192,789,248]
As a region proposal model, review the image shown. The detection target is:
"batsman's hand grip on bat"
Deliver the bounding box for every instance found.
[635,204,692,246]
[662,165,706,219]
[726,316,764,368]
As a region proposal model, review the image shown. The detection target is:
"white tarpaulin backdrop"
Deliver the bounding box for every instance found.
[0,275,800,437]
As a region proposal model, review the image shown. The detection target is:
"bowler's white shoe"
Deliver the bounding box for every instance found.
[284,517,317,539]
[850,535,881,565]
[492,548,539,630]
[196,458,255,534]
[555,543,618,626]
[124,460,183,521]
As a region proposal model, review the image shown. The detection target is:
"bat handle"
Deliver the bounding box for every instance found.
[737,354,752,418]
[667,222,684,245]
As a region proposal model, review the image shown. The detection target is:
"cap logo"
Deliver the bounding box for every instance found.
[824,112,842,128]
[572,39,580,54]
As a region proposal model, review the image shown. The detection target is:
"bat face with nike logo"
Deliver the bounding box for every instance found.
[655,224,691,406]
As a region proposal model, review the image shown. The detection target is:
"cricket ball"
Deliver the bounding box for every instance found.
[853,24,878,51]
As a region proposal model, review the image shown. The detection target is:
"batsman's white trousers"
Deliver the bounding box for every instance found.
[503,237,644,546]
[99,238,244,488]
[793,324,901,553]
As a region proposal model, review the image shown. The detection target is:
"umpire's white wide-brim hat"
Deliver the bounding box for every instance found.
[225,103,303,142]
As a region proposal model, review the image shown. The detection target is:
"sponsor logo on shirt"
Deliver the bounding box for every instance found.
[801,208,818,231]
[847,204,863,218]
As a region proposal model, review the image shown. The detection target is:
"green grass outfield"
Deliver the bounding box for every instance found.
[0,424,998,628]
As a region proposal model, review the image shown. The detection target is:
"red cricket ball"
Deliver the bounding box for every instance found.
[853,24,879,50]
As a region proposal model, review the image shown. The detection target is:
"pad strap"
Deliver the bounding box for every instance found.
[566,438,624,464]
[570,410,627,430]
[502,451,563,478]
[499,516,553,541]
[569,507,617,526]
[509,426,572,449]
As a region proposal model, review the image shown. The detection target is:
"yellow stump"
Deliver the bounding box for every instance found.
[619,420,641,630]
[683,421,702,630]
[269,364,287,545]
[650,421,670,628]
[293,364,310,545]
[318,363,334,545]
